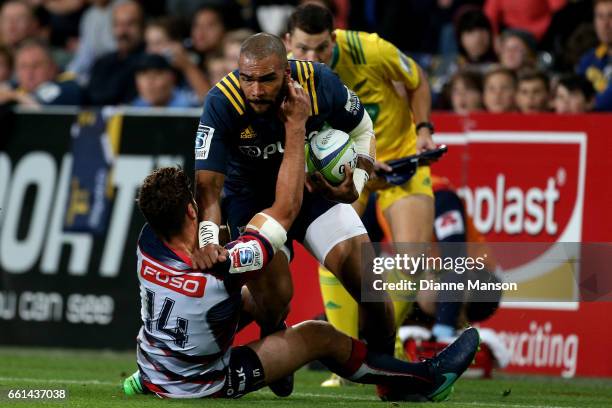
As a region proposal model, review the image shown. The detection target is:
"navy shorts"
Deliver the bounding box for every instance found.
[222,187,336,259]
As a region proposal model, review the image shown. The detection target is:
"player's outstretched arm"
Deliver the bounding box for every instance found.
[241,77,311,256]
[193,170,228,269]
[261,76,310,229]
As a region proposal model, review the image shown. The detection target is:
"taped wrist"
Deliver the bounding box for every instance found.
[353,168,369,195]
[198,221,219,248]
[349,110,376,163]
[246,212,287,253]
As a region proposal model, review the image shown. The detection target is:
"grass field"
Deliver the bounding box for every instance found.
[0,347,611,408]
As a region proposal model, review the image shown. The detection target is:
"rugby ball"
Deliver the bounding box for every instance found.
[306,128,357,185]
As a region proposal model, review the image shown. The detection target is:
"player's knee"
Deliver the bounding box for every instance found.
[297,320,338,349]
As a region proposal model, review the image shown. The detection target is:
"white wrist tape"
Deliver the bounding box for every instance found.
[349,110,376,161]
[353,168,369,196]
[247,212,287,253]
[198,221,219,248]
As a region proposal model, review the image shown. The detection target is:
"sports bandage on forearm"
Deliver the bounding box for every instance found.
[198,221,219,248]
[246,212,287,253]
[349,111,376,164]
[353,167,369,195]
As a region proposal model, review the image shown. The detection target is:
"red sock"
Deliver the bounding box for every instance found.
[320,338,366,378]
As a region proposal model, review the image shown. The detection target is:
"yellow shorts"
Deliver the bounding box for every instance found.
[359,165,433,212]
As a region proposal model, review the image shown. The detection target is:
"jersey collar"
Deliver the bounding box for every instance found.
[330,43,340,70]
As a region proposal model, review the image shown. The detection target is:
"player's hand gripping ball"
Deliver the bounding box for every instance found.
[306,128,357,185]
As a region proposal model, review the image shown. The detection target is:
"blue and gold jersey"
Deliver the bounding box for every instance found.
[578,44,612,111]
[194,60,365,195]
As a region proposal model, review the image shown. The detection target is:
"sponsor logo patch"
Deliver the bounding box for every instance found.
[195,124,214,160]
[140,259,206,297]
[434,210,465,240]
[228,240,264,274]
[240,126,256,139]
[343,86,361,116]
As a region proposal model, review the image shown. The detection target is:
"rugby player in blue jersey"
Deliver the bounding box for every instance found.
[190,33,398,397]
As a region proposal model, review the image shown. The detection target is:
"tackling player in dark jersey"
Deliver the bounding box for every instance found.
[191,32,396,397]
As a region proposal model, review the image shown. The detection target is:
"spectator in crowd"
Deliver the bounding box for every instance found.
[0,39,81,106]
[165,0,219,22]
[204,51,230,85]
[450,70,483,114]
[144,17,210,101]
[483,66,517,112]
[578,0,612,111]
[429,6,496,103]
[563,22,599,71]
[42,0,87,49]
[497,29,537,72]
[87,0,144,106]
[66,0,117,83]
[515,68,550,113]
[484,0,567,41]
[222,28,254,70]
[131,53,194,108]
[0,45,13,82]
[455,6,497,70]
[0,0,39,51]
[145,16,180,55]
[553,74,596,113]
[190,6,225,62]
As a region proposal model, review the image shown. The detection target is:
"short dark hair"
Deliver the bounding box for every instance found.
[484,66,517,88]
[450,70,483,92]
[500,29,537,56]
[240,32,287,65]
[517,68,549,90]
[15,38,54,62]
[194,5,226,28]
[287,3,334,35]
[146,17,184,42]
[137,167,193,241]
[455,6,491,36]
[558,74,596,100]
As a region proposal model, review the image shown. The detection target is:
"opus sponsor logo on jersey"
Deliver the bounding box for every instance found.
[238,141,285,159]
[0,151,183,277]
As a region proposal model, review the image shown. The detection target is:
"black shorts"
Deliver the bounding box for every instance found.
[222,188,335,259]
[215,346,266,399]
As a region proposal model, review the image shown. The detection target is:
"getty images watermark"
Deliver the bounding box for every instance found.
[371,252,514,292]
[360,242,612,303]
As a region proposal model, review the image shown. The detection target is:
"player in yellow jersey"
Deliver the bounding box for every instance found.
[285,4,437,390]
